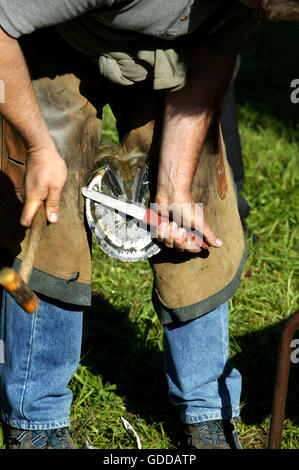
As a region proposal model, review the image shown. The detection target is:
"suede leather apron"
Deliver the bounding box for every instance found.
[0,27,246,319]
[119,90,246,320]
[0,74,101,305]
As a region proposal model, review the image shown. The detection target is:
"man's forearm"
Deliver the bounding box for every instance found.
[157,45,236,200]
[155,45,236,251]
[0,27,54,151]
[0,27,67,227]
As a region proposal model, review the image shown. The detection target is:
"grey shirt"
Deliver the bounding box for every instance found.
[0,0,120,37]
[0,1,261,89]
[0,1,261,50]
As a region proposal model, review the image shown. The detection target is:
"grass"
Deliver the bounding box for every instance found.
[0,21,298,451]
[226,22,299,449]
[70,21,299,450]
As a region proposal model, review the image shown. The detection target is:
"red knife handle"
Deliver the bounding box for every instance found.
[142,208,209,250]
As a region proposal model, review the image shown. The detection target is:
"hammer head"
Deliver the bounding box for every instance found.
[0,267,40,313]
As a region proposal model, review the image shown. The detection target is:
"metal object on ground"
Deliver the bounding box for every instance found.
[85,147,161,262]
[268,311,299,449]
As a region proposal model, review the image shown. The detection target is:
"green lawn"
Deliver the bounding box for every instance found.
[0,21,298,450]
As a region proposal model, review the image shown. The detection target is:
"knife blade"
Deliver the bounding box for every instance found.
[82,187,209,249]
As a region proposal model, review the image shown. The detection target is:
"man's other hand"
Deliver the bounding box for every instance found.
[155,191,223,253]
[20,145,67,227]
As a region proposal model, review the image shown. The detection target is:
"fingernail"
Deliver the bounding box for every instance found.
[216,238,223,247]
[49,212,58,223]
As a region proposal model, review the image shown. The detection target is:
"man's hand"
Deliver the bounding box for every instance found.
[20,145,67,227]
[155,190,222,253]
[156,45,236,253]
[0,26,68,227]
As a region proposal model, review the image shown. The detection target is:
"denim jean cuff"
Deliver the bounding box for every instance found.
[182,408,240,424]
[1,413,70,430]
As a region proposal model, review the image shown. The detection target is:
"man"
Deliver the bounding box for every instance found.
[0,0,297,450]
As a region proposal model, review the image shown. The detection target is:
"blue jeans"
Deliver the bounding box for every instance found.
[0,290,241,429]
[163,302,242,423]
[0,291,83,430]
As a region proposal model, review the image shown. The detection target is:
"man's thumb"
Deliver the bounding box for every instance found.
[203,221,223,248]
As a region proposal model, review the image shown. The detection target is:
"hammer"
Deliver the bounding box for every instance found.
[0,205,47,314]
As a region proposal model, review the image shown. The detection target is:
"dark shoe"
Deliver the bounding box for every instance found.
[183,419,242,449]
[45,427,76,449]
[4,424,76,449]
[4,426,51,449]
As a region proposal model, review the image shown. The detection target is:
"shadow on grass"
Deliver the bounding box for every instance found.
[235,22,299,131]
[80,293,299,448]
[80,293,181,445]
[231,316,299,427]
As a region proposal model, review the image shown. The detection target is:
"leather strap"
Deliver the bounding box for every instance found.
[215,126,228,200]
[0,117,26,193]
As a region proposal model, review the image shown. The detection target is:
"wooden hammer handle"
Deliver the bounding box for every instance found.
[0,267,40,314]
[0,205,47,313]
[19,204,47,283]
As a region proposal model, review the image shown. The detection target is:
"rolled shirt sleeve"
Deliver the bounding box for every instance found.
[0,0,119,38]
